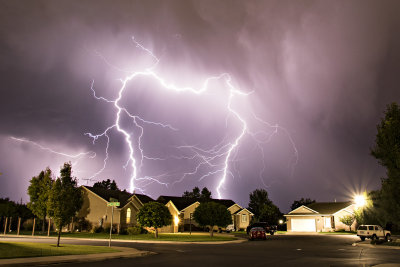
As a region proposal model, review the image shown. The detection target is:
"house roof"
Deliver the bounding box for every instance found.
[305,202,353,214]
[157,196,236,211]
[134,193,154,204]
[211,199,236,208]
[233,208,254,215]
[84,186,132,206]
[157,196,197,211]
[83,186,154,207]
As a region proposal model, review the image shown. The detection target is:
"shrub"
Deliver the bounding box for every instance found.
[127,226,142,235]
[119,228,128,235]
[90,225,103,234]
[76,218,92,232]
[102,223,118,234]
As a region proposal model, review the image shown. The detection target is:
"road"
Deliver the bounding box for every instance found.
[1,234,400,266]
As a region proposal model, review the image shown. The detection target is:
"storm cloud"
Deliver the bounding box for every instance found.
[1,0,400,212]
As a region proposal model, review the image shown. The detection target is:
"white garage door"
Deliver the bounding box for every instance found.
[291,219,316,232]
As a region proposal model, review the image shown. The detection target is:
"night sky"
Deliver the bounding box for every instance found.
[1,0,400,212]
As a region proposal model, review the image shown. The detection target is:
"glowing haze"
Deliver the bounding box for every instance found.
[1,1,400,211]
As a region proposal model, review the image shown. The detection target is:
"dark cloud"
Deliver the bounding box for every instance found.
[1,0,399,212]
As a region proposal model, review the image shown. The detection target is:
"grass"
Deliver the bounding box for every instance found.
[319,231,356,235]
[14,231,237,242]
[0,242,119,259]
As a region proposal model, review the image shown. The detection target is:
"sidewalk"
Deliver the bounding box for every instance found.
[0,246,154,266]
[1,234,247,245]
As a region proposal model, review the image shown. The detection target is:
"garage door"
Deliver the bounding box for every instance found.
[291,219,316,232]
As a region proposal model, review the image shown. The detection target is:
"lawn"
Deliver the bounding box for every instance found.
[319,231,356,235]
[15,231,237,242]
[0,242,119,259]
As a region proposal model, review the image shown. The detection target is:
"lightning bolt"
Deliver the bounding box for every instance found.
[9,37,299,199]
[87,37,298,199]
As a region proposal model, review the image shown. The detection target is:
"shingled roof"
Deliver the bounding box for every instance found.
[83,186,154,207]
[134,193,154,204]
[157,196,197,210]
[305,202,353,214]
[157,196,236,211]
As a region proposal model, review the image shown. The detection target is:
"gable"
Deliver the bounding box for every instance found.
[228,204,242,214]
[234,208,254,216]
[289,205,318,214]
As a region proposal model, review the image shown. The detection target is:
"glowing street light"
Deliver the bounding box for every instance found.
[279,220,284,224]
[354,194,366,208]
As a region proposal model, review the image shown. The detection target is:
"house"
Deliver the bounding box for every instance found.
[157,196,254,231]
[284,202,356,232]
[78,186,153,230]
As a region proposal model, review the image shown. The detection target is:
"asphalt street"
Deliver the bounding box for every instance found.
[1,234,399,267]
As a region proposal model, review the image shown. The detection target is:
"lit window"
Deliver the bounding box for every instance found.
[242,214,247,223]
[126,208,131,224]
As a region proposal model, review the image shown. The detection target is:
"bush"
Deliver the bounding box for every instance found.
[103,223,118,234]
[22,219,41,231]
[90,225,103,234]
[119,228,128,235]
[76,218,92,232]
[127,226,142,235]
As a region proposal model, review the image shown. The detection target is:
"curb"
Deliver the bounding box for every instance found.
[0,246,154,266]
[352,242,400,250]
[1,234,247,245]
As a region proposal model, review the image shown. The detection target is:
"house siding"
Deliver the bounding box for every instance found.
[159,201,179,233]
[78,188,121,227]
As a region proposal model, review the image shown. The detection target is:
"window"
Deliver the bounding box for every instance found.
[241,214,247,223]
[368,226,374,230]
[375,226,379,230]
[126,208,131,224]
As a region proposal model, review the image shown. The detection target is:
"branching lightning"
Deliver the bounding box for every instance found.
[10,37,299,199]
[85,38,298,199]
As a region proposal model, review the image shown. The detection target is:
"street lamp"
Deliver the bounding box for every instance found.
[354,194,366,208]
[279,220,283,224]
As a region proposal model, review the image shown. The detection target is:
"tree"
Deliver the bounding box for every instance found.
[93,179,119,190]
[47,163,83,247]
[290,198,316,211]
[27,168,53,232]
[340,215,355,231]
[137,202,172,238]
[182,187,212,201]
[193,202,232,237]
[248,189,282,225]
[200,187,212,200]
[371,102,400,225]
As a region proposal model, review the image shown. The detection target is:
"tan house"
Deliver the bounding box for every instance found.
[284,202,356,232]
[157,196,253,231]
[78,186,153,230]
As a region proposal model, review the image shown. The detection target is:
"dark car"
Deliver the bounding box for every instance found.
[246,222,277,235]
[249,227,266,241]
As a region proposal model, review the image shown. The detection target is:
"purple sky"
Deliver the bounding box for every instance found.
[1,0,400,212]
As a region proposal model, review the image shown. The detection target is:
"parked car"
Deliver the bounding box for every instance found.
[249,227,266,241]
[218,224,235,233]
[246,222,277,235]
[357,225,391,241]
